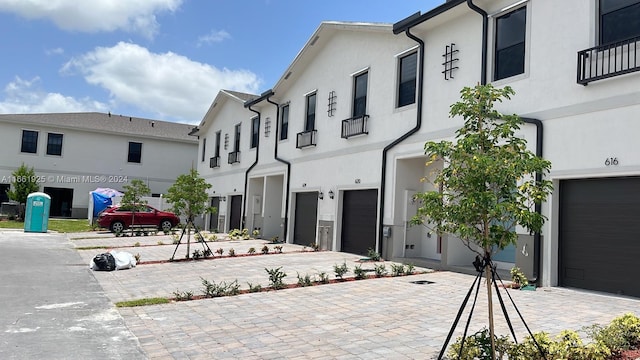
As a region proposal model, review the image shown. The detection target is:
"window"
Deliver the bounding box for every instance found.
[201,138,206,162]
[494,6,527,81]
[398,52,417,107]
[353,71,368,118]
[234,124,241,151]
[128,142,142,163]
[21,130,38,154]
[305,93,316,131]
[215,131,221,158]
[250,117,259,149]
[280,104,289,140]
[600,0,640,45]
[46,133,63,156]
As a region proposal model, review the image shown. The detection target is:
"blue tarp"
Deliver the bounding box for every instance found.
[91,188,123,218]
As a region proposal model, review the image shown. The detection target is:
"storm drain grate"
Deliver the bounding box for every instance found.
[410,280,435,285]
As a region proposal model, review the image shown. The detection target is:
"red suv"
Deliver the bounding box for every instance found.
[97,205,180,233]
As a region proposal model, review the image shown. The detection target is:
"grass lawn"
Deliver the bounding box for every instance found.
[0,218,94,233]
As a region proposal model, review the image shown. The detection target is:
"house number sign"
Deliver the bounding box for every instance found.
[604,157,619,166]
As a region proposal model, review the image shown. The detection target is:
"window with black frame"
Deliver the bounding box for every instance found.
[352,71,368,118]
[128,141,142,163]
[46,133,63,156]
[305,93,316,131]
[600,0,640,45]
[280,104,289,141]
[250,117,259,148]
[234,124,241,151]
[494,6,527,81]
[215,131,221,158]
[21,130,38,154]
[398,52,417,108]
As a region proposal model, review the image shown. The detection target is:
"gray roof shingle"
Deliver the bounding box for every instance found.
[0,112,197,142]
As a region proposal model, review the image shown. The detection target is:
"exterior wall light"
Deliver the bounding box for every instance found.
[328,190,334,199]
[318,191,324,200]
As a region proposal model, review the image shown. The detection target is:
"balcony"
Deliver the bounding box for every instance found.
[296,130,317,149]
[577,36,640,85]
[341,115,369,139]
[228,151,240,164]
[209,156,220,168]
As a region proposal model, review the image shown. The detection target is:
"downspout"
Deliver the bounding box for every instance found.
[243,106,261,230]
[466,0,488,85]
[377,27,425,254]
[266,95,292,243]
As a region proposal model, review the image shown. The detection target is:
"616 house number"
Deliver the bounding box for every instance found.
[605,157,619,166]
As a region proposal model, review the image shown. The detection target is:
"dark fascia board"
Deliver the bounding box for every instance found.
[393,0,466,34]
[244,89,275,108]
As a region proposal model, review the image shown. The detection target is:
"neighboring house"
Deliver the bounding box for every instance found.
[0,112,198,218]
[195,0,640,298]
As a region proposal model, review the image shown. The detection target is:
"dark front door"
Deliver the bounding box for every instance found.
[209,197,220,232]
[293,192,318,246]
[559,177,640,297]
[43,187,73,217]
[229,195,242,231]
[341,189,377,256]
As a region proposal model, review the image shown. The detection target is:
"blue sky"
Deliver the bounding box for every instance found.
[0,0,443,124]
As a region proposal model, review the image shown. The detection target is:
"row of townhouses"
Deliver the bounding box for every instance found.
[192,0,640,298]
[1,0,638,299]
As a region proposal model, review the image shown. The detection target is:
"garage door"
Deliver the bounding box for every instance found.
[559,177,640,297]
[341,189,378,256]
[293,192,318,246]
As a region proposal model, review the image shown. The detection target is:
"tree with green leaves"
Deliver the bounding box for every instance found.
[7,163,40,219]
[165,168,214,258]
[121,179,151,235]
[411,84,553,357]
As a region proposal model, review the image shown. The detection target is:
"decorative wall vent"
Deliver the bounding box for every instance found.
[442,43,459,80]
[264,117,271,137]
[327,90,337,117]
[224,133,229,150]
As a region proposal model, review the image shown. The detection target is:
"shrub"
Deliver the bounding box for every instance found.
[297,273,313,287]
[316,272,330,284]
[585,313,640,353]
[353,265,366,280]
[173,290,193,301]
[203,248,212,257]
[367,248,381,261]
[308,242,319,251]
[510,266,528,288]
[448,328,513,360]
[265,267,287,290]
[215,248,224,256]
[405,263,415,275]
[333,262,348,280]
[228,248,236,257]
[201,278,239,298]
[247,282,262,293]
[274,245,283,253]
[247,247,256,255]
[134,253,141,263]
[374,264,387,277]
[192,249,203,259]
[261,245,270,254]
[390,263,405,277]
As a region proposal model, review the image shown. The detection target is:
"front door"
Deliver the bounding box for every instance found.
[229,195,242,231]
[209,197,220,231]
[293,192,318,246]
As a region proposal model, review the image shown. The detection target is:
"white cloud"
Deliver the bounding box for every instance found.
[45,47,64,55]
[62,42,262,123]
[197,30,231,47]
[0,0,182,38]
[0,76,109,114]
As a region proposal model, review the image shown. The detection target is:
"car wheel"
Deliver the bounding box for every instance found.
[160,220,173,232]
[111,221,125,233]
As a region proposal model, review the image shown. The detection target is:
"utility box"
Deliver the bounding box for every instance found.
[24,192,51,233]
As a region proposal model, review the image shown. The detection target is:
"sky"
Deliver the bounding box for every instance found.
[0,0,444,124]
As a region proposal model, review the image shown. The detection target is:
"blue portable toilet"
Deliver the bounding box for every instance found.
[24,192,51,233]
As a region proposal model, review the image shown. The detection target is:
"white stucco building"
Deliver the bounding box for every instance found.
[196,0,640,298]
[0,112,198,218]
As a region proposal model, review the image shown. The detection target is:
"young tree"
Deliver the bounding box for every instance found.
[165,169,215,258]
[411,84,552,356]
[120,179,151,235]
[7,164,40,219]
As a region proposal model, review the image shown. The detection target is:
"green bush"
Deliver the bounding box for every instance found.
[333,262,348,280]
[585,312,640,353]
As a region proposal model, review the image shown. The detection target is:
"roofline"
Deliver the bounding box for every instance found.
[393,0,466,34]
[244,89,275,108]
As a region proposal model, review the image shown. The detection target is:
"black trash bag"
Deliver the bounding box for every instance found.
[92,253,116,271]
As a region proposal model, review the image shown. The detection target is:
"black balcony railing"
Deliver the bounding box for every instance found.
[209,156,220,168]
[341,115,369,139]
[228,151,240,164]
[577,35,640,85]
[296,129,317,149]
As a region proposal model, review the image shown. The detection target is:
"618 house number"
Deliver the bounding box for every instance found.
[605,157,619,166]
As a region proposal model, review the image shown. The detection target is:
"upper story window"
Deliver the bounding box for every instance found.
[128,142,142,163]
[600,0,640,45]
[215,131,221,157]
[398,52,417,108]
[21,130,38,154]
[46,133,63,156]
[305,93,316,131]
[234,123,241,152]
[250,117,259,149]
[494,6,527,81]
[280,104,289,141]
[201,138,207,162]
[352,71,368,118]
